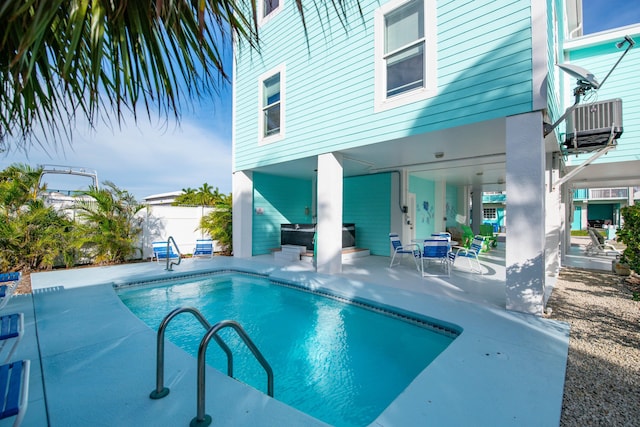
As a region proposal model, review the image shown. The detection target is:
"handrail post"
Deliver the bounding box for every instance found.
[150,307,234,399]
[166,236,182,271]
[192,320,274,427]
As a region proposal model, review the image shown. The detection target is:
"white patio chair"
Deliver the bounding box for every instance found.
[389,233,420,271]
[449,235,485,274]
[585,227,620,256]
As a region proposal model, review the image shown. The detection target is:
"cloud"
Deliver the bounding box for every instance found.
[1,114,232,200]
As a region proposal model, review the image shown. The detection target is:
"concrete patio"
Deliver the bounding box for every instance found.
[1,238,614,427]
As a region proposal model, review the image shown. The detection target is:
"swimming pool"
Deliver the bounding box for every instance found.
[117,272,460,427]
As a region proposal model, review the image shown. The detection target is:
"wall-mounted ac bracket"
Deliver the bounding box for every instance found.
[552,127,617,190]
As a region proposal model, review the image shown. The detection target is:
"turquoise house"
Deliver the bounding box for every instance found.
[232,0,639,315]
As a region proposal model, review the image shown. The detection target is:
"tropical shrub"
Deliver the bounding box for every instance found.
[0,164,76,270]
[73,181,144,264]
[617,204,640,273]
[199,194,232,255]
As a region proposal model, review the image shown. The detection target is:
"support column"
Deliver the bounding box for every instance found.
[505,112,546,315]
[545,152,561,277]
[457,185,471,225]
[232,170,253,258]
[316,153,343,274]
[434,179,446,232]
[471,184,483,234]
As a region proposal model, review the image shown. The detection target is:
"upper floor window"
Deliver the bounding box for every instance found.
[258,65,286,144]
[259,0,283,26]
[375,0,436,112]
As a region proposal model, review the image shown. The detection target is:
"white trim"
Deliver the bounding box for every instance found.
[530,0,547,111]
[564,23,640,50]
[257,64,286,146]
[374,0,437,113]
[258,0,284,27]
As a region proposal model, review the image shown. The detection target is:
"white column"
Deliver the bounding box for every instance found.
[505,112,546,315]
[434,179,446,232]
[471,184,483,234]
[457,185,471,225]
[545,152,561,277]
[316,153,343,274]
[232,170,253,258]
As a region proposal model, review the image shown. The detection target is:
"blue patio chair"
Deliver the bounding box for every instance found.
[152,242,179,263]
[0,313,23,364]
[420,238,451,277]
[0,359,30,427]
[193,239,214,258]
[389,233,420,271]
[0,273,21,311]
[449,235,485,274]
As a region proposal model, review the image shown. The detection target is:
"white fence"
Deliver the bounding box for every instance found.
[139,205,218,259]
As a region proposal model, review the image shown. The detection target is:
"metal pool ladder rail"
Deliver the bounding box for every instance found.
[165,236,181,271]
[150,307,274,427]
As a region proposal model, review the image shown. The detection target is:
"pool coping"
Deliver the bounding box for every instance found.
[25,257,569,427]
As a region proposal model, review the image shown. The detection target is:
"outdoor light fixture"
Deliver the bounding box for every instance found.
[543,35,635,137]
[434,152,444,159]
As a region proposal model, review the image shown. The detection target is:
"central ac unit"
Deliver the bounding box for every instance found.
[563,98,623,154]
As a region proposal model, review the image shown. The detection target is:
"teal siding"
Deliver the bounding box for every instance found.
[409,176,436,238]
[571,205,582,230]
[344,174,392,256]
[252,173,313,255]
[567,28,640,166]
[234,0,535,172]
[546,0,562,130]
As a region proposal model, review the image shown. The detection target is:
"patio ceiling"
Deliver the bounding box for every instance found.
[254,117,510,192]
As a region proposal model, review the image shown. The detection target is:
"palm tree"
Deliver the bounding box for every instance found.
[73,181,144,264]
[1,1,359,151]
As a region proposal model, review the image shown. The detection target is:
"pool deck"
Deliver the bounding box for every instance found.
[3,242,611,426]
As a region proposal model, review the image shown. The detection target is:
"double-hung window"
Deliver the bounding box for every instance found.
[259,0,283,26]
[375,0,436,111]
[259,65,285,144]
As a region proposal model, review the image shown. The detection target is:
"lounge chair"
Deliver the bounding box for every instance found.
[420,238,450,277]
[0,359,30,427]
[0,314,23,364]
[389,233,420,271]
[585,227,621,256]
[449,236,485,274]
[0,273,21,312]
[193,239,214,258]
[152,242,180,263]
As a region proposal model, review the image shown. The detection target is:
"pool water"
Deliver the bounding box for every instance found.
[117,273,456,427]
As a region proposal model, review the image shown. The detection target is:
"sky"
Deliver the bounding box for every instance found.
[1,1,639,201]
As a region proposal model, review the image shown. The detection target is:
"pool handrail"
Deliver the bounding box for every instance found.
[165,236,182,271]
[193,319,274,427]
[150,307,233,400]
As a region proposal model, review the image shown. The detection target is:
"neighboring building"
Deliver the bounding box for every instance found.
[232,0,640,315]
[481,192,507,232]
[571,186,638,230]
[143,191,184,206]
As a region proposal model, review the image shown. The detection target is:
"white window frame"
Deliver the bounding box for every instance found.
[483,208,497,220]
[258,0,284,27]
[258,64,286,145]
[374,0,437,112]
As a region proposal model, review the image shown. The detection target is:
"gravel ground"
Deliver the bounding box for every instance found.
[545,267,640,427]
